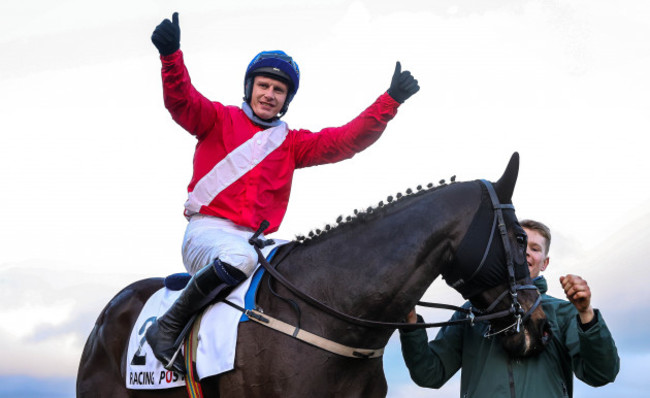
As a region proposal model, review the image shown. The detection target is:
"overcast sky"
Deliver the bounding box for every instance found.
[1,1,649,396]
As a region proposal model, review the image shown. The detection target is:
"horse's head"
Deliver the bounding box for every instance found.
[443,153,551,358]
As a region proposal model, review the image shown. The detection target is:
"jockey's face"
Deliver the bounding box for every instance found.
[250,75,288,120]
[523,227,549,279]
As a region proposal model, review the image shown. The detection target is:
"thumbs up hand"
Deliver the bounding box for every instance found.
[387,61,420,103]
[152,12,181,56]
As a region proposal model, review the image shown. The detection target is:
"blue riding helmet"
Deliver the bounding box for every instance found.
[244,50,300,118]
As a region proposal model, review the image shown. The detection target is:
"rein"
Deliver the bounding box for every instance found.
[252,244,475,330]
[245,178,540,334]
[254,245,535,332]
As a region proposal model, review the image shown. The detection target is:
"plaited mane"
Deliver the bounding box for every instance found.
[296,176,457,245]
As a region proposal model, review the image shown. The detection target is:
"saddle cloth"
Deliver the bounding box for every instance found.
[125,241,285,390]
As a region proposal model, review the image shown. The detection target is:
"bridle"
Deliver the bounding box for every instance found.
[245,179,541,336]
[445,179,542,337]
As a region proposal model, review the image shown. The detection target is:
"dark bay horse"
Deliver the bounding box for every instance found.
[77,153,550,397]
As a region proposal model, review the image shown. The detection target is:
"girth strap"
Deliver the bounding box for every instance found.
[222,299,384,359]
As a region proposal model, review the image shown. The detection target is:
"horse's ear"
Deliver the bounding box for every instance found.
[494,152,519,203]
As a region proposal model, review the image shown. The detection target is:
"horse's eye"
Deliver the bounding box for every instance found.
[516,235,526,245]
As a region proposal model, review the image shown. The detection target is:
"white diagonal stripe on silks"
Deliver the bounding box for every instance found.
[184,123,289,216]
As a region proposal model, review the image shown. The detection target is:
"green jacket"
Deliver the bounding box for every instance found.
[400,277,619,397]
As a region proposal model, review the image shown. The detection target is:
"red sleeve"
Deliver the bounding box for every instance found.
[291,93,400,168]
[160,50,222,139]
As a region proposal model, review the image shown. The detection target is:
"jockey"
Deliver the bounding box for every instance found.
[146,12,420,373]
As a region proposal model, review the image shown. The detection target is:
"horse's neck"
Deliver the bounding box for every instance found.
[278,183,480,330]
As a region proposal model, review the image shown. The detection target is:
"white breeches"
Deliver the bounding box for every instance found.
[182,215,263,276]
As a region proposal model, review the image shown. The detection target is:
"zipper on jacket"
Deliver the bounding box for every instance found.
[507,359,516,398]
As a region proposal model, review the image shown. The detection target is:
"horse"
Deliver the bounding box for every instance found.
[77,153,551,397]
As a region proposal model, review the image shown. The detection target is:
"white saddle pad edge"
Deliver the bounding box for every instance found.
[125,240,286,389]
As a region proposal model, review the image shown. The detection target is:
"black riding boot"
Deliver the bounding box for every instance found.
[145,259,247,373]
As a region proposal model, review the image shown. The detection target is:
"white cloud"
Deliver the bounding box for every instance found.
[0,263,137,376]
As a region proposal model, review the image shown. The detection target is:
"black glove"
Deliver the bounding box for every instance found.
[387,61,420,103]
[151,12,180,56]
